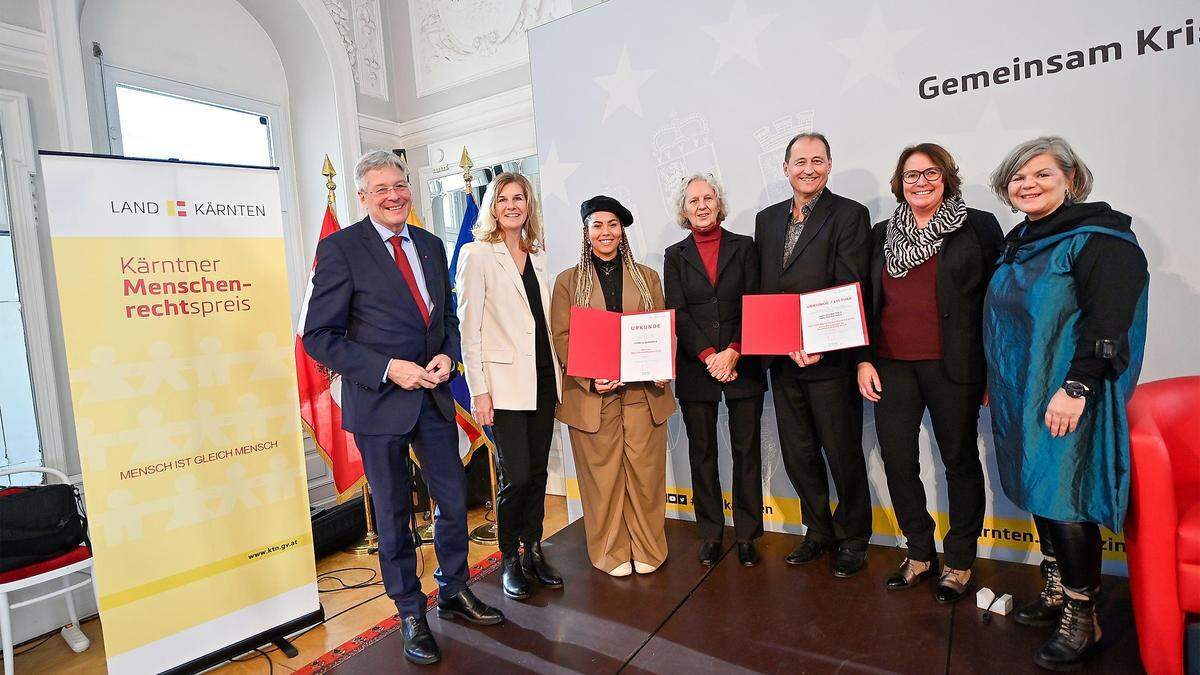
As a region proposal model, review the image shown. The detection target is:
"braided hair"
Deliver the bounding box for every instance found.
[572,221,653,310]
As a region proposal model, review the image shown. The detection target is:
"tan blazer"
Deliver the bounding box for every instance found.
[550,262,676,432]
[456,240,561,411]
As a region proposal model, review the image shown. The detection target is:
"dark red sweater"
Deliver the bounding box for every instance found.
[876,255,942,360]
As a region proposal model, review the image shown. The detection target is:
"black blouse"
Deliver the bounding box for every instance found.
[520,259,556,383]
[591,254,623,313]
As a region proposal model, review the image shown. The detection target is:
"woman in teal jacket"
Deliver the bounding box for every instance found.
[984,136,1148,672]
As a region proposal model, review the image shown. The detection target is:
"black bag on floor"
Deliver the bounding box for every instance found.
[0,483,89,573]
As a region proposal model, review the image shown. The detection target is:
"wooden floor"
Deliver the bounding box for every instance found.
[14,496,570,674]
[324,521,1143,674]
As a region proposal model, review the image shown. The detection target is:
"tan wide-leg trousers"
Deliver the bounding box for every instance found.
[567,384,669,573]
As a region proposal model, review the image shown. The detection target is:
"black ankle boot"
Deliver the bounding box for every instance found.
[1033,590,1101,671]
[1016,558,1064,627]
[501,554,531,600]
[521,542,563,588]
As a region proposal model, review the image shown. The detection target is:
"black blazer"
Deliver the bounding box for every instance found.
[754,189,872,380]
[865,207,1003,384]
[664,229,766,402]
[303,217,460,435]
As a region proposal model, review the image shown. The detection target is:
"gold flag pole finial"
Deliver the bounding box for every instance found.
[322,154,337,207]
[460,147,474,193]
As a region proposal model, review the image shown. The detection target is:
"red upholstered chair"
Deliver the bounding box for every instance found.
[0,467,94,675]
[1126,376,1200,675]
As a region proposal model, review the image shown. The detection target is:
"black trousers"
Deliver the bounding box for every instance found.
[771,372,872,549]
[680,395,765,542]
[874,358,986,569]
[491,376,557,557]
[1034,515,1103,593]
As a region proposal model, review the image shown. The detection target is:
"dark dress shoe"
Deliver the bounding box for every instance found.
[831,547,867,578]
[785,539,828,565]
[698,540,721,566]
[934,567,972,604]
[885,558,940,590]
[401,616,440,665]
[437,588,505,625]
[501,554,531,600]
[737,541,759,567]
[521,542,564,588]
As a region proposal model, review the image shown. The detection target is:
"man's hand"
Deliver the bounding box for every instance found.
[425,354,454,385]
[788,350,822,368]
[706,348,740,381]
[856,362,881,402]
[387,359,439,390]
[653,379,669,388]
[472,393,494,426]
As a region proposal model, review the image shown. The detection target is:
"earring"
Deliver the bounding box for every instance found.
[1011,206,1019,214]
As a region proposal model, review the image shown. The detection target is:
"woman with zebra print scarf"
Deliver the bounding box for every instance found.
[856,143,1003,603]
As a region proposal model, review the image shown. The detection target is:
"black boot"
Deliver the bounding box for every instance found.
[1033,589,1101,671]
[500,554,531,600]
[521,542,563,588]
[1016,558,1064,627]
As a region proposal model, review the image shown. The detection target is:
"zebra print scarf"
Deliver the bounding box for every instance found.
[883,196,967,278]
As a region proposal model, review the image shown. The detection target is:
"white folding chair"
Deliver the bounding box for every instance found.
[0,467,94,675]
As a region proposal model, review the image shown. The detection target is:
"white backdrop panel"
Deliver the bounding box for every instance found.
[529,0,1200,571]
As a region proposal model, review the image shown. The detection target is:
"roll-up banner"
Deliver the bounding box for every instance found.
[40,152,320,674]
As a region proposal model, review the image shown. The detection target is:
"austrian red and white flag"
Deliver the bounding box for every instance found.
[295,204,364,501]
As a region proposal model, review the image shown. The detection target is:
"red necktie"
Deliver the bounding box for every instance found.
[390,235,430,326]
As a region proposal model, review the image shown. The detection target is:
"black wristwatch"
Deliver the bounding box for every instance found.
[1063,380,1091,399]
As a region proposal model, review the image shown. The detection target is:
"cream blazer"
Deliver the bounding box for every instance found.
[455,240,562,410]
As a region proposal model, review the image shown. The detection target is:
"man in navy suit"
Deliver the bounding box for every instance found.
[303,150,503,665]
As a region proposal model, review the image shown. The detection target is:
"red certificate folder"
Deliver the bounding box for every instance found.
[565,306,622,380]
[565,307,677,381]
[741,294,801,355]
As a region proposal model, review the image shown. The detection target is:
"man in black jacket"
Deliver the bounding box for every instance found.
[754,132,873,577]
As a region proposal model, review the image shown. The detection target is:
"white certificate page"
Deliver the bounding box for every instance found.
[800,284,868,354]
[619,311,674,382]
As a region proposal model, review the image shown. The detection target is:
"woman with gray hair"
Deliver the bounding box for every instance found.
[984,136,1148,671]
[662,174,766,567]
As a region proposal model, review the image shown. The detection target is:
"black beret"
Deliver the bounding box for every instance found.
[580,195,633,228]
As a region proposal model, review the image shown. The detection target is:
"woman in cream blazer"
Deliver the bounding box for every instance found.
[456,172,562,601]
[550,195,675,577]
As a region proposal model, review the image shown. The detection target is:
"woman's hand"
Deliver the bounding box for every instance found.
[788,350,822,368]
[594,379,623,394]
[706,348,740,381]
[1044,388,1085,437]
[471,393,494,426]
[856,362,881,402]
[718,369,738,383]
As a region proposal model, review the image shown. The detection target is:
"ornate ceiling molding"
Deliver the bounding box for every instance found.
[409,0,569,97]
[323,0,388,101]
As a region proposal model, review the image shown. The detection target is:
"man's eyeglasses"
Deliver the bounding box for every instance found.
[367,183,411,197]
[902,168,942,184]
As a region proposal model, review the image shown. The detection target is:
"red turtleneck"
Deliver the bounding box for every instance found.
[690,226,740,362]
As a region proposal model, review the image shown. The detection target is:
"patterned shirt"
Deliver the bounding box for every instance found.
[782,188,826,263]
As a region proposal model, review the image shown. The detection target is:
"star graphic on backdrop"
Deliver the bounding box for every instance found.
[593,47,654,121]
[538,143,580,206]
[828,4,920,91]
[701,0,777,73]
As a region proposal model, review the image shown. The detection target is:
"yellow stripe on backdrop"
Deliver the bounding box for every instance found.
[563,478,1127,561]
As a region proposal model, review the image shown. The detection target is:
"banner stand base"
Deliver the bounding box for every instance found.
[161,606,325,675]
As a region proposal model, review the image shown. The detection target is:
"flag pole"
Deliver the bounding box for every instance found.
[461,147,499,545]
[322,154,379,556]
